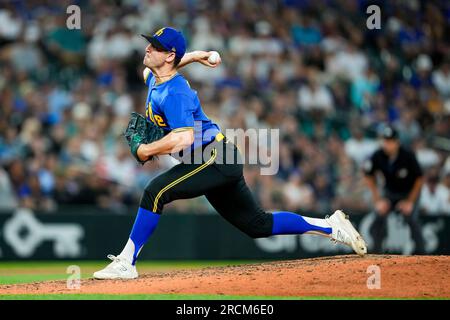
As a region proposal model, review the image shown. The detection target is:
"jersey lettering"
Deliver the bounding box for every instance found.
[146,101,167,127]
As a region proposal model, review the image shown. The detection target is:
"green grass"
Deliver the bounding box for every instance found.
[0,260,263,269]
[1,261,447,300]
[0,260,262,285]
[0,260,260,270]
[0,274,67,285]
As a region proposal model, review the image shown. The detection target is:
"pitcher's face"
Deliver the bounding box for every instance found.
[143,43,170,68]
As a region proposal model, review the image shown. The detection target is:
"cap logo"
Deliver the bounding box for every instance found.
[154,28,165,37]
[383,127,396,138]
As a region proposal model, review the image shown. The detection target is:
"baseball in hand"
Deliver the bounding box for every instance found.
[208,51,220,64]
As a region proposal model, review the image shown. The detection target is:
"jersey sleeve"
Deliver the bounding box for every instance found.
[162,94,195,131]
[143,67,153,86]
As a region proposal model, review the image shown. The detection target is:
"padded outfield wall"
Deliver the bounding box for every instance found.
[0,208,448,260]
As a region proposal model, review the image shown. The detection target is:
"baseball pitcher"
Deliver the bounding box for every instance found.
[94,27,367,279]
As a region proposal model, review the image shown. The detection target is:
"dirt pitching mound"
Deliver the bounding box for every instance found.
[1,255,449,298]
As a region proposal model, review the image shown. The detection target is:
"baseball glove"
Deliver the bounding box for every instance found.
[124,112,165,164]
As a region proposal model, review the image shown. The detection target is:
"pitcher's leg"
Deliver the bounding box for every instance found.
[140,150,220,213]
[206,175,366,255]
[206,178,273,238]
[206,177,332,239]
[118,150,224,267]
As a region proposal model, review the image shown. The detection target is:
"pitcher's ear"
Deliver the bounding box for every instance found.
[166,52,176,65]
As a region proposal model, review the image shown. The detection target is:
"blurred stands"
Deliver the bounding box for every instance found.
[0,0,449,215]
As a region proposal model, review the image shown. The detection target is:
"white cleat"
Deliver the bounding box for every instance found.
[326,210,367,256]
[93,254,138,280]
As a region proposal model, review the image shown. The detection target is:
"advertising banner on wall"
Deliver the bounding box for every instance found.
[0,208,448,260]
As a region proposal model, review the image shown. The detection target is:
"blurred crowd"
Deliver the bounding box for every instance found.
[0,0,449,216]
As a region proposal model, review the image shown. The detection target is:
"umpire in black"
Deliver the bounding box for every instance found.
[363,125,425,254]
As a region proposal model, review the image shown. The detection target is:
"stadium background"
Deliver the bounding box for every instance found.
[0,0,449,262]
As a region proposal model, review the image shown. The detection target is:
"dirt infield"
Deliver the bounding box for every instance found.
[1,255,449,298]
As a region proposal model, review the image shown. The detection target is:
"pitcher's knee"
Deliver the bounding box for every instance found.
[241,214,273,239]
[139,179,166,213]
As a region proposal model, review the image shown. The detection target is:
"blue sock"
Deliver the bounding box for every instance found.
[127,207,160,265]
[271,211,332,235]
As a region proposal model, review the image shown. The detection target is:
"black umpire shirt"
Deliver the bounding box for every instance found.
[363,146,423,197]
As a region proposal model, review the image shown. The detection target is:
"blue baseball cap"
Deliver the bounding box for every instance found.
[141,27,186,59]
